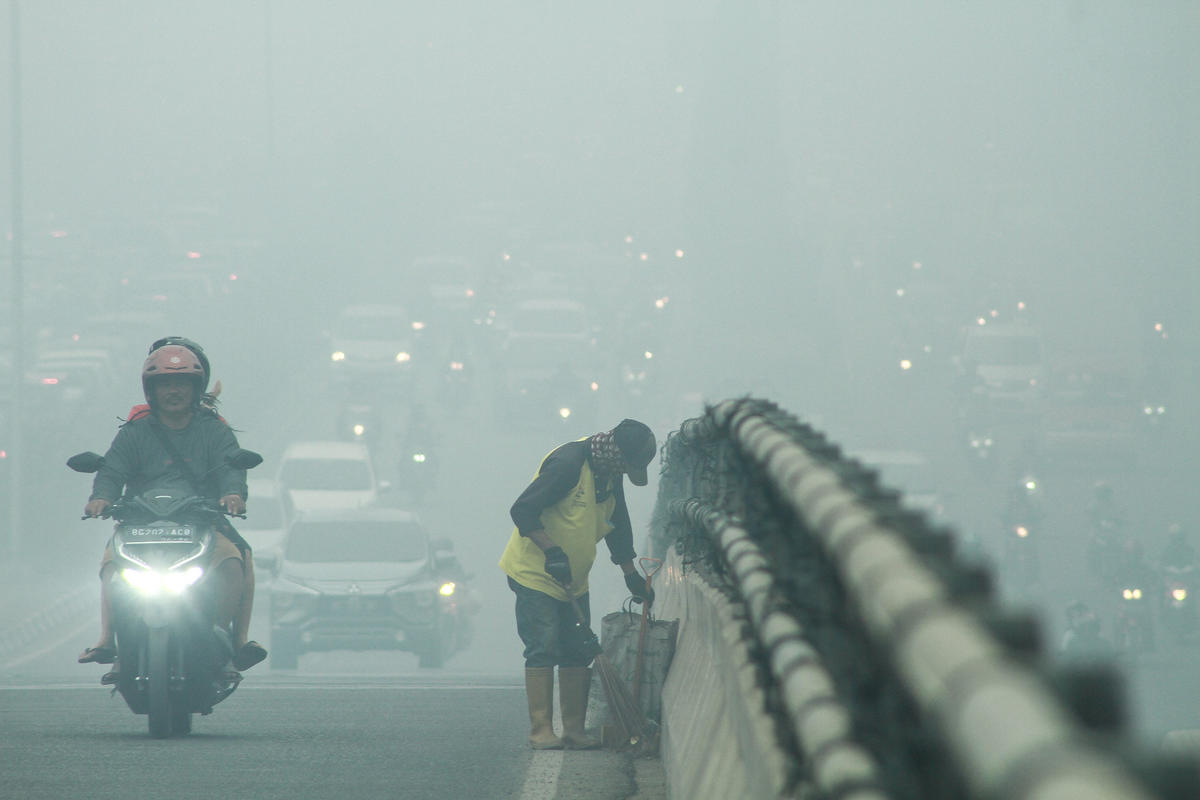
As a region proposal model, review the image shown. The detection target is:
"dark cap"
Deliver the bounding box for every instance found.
[613,419,656,486]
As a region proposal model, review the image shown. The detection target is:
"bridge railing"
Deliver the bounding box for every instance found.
[650,397,1188,800]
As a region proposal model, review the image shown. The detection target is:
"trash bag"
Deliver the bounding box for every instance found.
[586,608,678,747]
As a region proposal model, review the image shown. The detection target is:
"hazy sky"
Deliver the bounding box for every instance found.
[2,1,1197,394]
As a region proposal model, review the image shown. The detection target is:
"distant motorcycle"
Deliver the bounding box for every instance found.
[337,401,382,445]
[1160,563,1197,641]
[69,448,262,738]
[1001,518,1039,588]
[1113,579,1155,652]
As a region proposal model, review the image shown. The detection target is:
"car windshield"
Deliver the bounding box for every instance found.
[966,335,1042,366]
[280,459,372,491]
[285,522,426,562]
[335,315,407,340]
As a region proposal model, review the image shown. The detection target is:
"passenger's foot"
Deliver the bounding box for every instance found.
[233,641,267,671]
[78,646,117,664]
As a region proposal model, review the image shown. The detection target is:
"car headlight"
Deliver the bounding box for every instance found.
[331,351,346,362]
[122,566,203,596]
[1122,588,1143,600]
[559,407,572,419]
[439,581,456,597]
[395,352,411,363]
[1173,588,1188,602]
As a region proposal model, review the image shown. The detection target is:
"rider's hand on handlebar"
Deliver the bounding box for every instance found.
[220,494,246,516]
[84,498,111,518]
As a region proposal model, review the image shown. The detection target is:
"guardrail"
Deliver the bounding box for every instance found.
[650,398,1193,800]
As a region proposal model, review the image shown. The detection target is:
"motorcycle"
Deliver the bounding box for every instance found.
[336,401,382,445]
[1001,518,1039,588]
[68,448,262,738]
[1161,563,1197,641]
[1113,579,1156,652]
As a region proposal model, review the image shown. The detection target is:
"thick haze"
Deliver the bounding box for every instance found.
[5,4,1194,381]
[2,1,1199,714]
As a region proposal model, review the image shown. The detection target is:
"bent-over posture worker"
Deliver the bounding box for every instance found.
[499,419,657,749]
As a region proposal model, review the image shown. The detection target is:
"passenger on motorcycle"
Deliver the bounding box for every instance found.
[77,345,267,676]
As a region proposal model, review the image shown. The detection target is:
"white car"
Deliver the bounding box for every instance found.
[243,478,290,573]
[276,441,379,514]
[327,304,417,382]
[959,323,1046,410]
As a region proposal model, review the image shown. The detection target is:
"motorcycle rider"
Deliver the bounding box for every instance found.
[1160,523,1196,572]
[499,419,657,750]
[1086,481,1128,583]
[77,345,267,676]
[125,336,223,421]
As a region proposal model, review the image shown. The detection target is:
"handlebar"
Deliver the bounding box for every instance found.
[82,496,246,522]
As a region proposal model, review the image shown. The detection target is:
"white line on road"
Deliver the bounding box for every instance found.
[519,750,564,800]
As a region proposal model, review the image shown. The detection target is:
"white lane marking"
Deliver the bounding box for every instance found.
[1,618,94,671]
[519,750,564,800]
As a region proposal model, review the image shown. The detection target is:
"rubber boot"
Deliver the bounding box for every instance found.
[558,666,600,749]
[525,667,563,750]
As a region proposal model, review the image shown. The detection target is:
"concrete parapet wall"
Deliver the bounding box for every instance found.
[656,544,790,800]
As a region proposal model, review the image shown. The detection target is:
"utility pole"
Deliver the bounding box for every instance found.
[7,0,25,559]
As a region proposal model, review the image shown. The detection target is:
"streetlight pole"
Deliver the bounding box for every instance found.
[7,0,25,559]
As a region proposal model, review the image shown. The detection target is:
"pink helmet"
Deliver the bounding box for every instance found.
[142,344,207,402]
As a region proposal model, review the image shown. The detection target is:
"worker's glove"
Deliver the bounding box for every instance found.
[543,546,572,587]
[625,572,655,608]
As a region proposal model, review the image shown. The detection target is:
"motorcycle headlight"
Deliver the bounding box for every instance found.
[559,407,572,419]
[353,424,366,437]
[1173,588,1188,602]
[122,566,203,596]
[1015,526,1029,538]
[395,351,411,363]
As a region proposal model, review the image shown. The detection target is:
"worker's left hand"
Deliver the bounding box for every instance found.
[624,572,654,608]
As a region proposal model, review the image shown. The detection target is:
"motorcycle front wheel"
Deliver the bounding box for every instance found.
[147,627,171,738]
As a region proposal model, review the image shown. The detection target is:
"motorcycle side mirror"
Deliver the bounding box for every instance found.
[67,452,106,473]
[226,449,264,470]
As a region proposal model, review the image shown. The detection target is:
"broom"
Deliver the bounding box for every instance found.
[566,590,647,749]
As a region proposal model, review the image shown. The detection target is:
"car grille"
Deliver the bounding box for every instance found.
[317,596,390,616]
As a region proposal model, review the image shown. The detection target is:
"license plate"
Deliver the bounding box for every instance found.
[124,526,194,540]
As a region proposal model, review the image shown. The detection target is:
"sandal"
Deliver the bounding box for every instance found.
[233,641,267,671]
[78,646,117,664]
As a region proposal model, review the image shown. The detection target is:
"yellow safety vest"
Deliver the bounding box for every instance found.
[498,443,617,601]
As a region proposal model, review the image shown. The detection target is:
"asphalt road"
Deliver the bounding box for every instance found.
[0,625,656,800]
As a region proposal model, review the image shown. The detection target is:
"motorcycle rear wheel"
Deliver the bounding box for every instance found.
[147,627,171,739]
